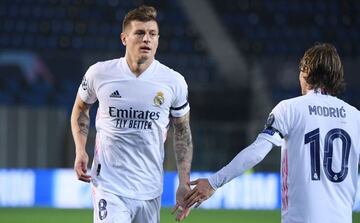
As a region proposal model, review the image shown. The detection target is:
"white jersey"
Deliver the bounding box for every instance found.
[259,90,360,223]
[78,58,190,200]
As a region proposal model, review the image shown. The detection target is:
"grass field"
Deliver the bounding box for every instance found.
[0,208,359,223]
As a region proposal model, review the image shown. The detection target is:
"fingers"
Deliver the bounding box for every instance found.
[75,165,91,182]
[186,194,202,208]
[187,195,204,209]
[190,179,199,185]
[194,200,202,208]
[184,187,197,200]
[184,190,200,207]
[76,171,91,182]
[183,208,190,218]
[171,203,180,214]
[74,153,91,182]
[172,203,187,222]
[78,173,91,182]
[184,184,211,208]
[173,178,212,221]
[175,207,190,221]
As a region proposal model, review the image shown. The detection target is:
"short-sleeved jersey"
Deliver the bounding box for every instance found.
[78,58,190,200]
[259,90,360,223]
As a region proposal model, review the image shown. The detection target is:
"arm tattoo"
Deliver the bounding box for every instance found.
[172,113,193,176]
[77,110,90,136]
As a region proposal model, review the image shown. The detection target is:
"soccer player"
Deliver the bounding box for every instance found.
[184,43,360,223]
[70,5,193,223]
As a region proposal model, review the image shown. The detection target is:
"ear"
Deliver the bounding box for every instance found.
[120,32,127,46]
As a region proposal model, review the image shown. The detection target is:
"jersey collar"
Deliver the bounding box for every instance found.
[120,57,157,80]
[307,89,329,96]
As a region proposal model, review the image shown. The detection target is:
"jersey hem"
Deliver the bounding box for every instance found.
[93,184,163,201]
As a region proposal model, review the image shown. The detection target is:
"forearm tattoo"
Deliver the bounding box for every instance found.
[172,114,193,175]
[77,110,90,136]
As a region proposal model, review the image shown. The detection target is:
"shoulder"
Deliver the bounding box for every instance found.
[90,58,121,72]
[155,60,187,84]
[336,97,358,110]
[274,95,304,110]
[335,97,360,117]
[271,95,309,120]
[85,58,121,80]
[284,94,308,105]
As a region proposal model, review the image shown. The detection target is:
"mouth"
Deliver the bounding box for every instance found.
[140,46,151,52]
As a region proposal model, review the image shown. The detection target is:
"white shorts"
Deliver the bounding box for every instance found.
[92,187,160,223]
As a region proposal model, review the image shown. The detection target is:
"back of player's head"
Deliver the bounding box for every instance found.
[299,43,345,95]
[122,5,158,32]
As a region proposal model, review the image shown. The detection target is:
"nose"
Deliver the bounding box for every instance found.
[143,33,151,43]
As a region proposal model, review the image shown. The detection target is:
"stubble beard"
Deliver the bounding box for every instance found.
[137,56,148,65]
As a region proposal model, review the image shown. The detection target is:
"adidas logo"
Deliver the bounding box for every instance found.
[110,90,122,98]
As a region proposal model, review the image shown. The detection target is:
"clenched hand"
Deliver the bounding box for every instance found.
[74,151,91,183]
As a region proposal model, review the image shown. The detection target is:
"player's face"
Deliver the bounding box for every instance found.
[121,20,159,64]
[299,71,310,95]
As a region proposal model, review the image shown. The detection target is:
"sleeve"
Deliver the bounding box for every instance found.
[77,64,98,104]
[170,76,190,117]
[258,101,289,147]
[208,136,273,190]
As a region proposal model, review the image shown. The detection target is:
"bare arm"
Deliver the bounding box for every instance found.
[171,112,193,221]
[172,112,193,185]
[70,94,92,182]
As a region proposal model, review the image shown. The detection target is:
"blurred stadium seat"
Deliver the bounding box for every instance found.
[208,0,360,109]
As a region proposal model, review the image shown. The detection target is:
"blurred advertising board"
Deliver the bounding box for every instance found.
[0,169,359,211]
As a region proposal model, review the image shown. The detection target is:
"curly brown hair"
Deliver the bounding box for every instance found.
[122,5,158,32]
[299,43,345,95]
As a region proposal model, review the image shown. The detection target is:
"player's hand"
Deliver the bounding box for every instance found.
[184,178,215,209]
[74,150,91,183]
[172,183,192,221]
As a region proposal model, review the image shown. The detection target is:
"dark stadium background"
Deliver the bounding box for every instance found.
[0,0,360,222]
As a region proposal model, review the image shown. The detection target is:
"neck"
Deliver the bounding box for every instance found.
[305,88,328,95]
[314,88,328,95]
[303,88,310,95]
[125,54,153,77]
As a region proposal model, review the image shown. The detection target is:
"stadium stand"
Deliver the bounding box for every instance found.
[0,0,221,107]
[209,0,360,108]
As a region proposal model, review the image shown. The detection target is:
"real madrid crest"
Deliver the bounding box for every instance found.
[154,91,165,106]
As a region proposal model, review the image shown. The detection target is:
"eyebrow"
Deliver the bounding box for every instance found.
[135,28,157,31]
[133,29,158,34]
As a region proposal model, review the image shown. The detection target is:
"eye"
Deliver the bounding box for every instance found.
[135,31,145,36]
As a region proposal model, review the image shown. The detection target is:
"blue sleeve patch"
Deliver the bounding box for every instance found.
[262,127,284,138]
[262,128,276,136]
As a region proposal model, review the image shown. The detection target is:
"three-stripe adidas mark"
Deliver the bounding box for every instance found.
[110,90,122,98]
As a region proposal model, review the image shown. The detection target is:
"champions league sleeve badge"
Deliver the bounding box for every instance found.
[262,113,284,139]
[154,91,165,106]
[81,76,88,91]
[265,113,275,128]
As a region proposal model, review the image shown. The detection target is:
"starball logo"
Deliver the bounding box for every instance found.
[81,77,88,90]
[108,106,160,130]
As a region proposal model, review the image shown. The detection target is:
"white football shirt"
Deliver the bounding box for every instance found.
[259,90,360,223]
[78,58,190,200]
